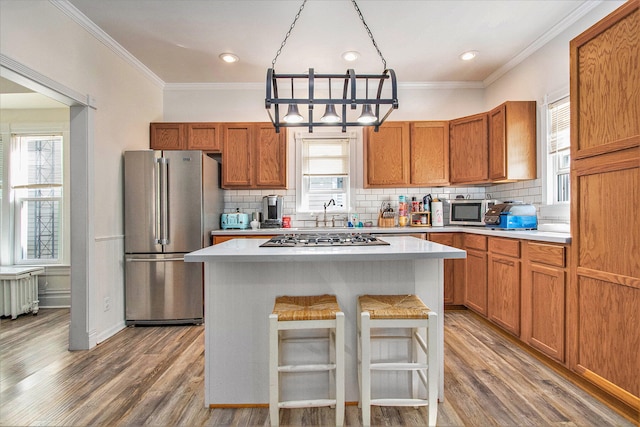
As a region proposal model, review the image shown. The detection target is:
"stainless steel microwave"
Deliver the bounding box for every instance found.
[449,199,500,226]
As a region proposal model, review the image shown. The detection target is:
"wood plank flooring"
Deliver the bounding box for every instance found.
[0,309,633,426]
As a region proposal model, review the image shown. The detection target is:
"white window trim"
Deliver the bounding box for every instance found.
[4,123,70,266]
[539,88,570,221]
[295,130,358,217]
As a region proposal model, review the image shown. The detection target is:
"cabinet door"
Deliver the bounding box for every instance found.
[254,124,287,188]
[410,121,449,185]
[429,233,464,305]
[222,123,252,188]
[489,101,536,181]
[488,254,521,336]
[465,248,488,316]
[449,113,488,184]
[187,123,221,152]
[364,122,410,187]
[150,123,185,150]
[527,263,566,362]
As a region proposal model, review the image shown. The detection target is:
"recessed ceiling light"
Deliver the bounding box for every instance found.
[460,51,479,61]
[219,53,239,63]
[342,51,360,62]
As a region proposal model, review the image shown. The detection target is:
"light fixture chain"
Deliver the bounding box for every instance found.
[271,0,308,69]
[351,0,387,70]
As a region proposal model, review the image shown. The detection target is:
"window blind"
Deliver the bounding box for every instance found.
[548,97,570,154]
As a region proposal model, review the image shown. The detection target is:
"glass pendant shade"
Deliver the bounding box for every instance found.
[357,104,377,123]
[283,104,304,123]
[320,104,341,123]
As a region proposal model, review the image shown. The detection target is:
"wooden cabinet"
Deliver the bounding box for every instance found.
[568,0,639,415]
[150,123,185,150]
[150,122,221,151]
[449,113,489,184]
[429,233,464,305]
[488,101,537,181]
[521,242,568,362]
[364,122,410,187]
[487,238,521,336]
[410,121,450,186]
[221,123,287,189]
[186,123,221,151]
[463,234,488,316]
[364,121,449,187]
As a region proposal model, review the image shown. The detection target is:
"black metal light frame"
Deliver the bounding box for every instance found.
[265,68,398,133]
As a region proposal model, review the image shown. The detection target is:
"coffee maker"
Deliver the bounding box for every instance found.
[262,195,283,228]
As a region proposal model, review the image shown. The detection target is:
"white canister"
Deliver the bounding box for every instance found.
[432,201,444,227]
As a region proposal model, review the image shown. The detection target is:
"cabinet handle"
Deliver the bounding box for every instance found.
[494,258,515,266]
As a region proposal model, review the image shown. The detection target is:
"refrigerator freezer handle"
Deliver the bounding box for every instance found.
[155,157,170,245]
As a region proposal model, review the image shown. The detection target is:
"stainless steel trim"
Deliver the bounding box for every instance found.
[126,257,184,262]
[154,158,162,244]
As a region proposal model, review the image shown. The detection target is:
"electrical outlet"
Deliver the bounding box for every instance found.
[104,297,111,312]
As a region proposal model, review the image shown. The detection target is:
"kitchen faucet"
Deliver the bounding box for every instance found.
[318,199,335,227]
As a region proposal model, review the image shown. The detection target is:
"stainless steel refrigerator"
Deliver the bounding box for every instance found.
[124,150,222,325]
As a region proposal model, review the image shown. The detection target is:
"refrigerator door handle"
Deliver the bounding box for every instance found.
[126,257,184,262]
[156,157,169,245]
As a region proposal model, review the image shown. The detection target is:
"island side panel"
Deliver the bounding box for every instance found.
[203,258,443,406]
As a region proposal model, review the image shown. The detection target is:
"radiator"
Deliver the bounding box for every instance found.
[0,267,44,319]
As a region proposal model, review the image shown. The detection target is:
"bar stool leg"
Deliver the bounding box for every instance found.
[268,314,279,427]
[335,312,345,427]
[360,311,372,427]
[427,313,438,426]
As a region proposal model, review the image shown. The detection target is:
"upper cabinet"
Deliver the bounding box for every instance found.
[449,113,489,184]
[488,101,537,182]
[150,122,221,152]
[222,123,287,189]
[364,121,449,187]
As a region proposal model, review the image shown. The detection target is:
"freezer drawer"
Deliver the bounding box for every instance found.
[125,254,203,325]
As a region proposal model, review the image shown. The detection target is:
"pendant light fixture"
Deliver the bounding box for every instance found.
[320,78,341,123]
[283,78,304,123]
[357,79,377,123]
[265,0,398,132]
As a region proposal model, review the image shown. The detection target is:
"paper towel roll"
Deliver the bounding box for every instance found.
[432,201,444,227]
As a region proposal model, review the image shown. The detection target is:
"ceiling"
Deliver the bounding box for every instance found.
[66,0,600,85]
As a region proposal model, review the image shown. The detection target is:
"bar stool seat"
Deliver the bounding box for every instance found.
[269,294,345,426]
[357,294,438,427]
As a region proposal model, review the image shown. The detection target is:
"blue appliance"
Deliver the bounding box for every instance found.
[484,202,537,230]
[221,213,250,229]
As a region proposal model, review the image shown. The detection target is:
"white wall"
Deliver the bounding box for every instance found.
[0,1,163,343]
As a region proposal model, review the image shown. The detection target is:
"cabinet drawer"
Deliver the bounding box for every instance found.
[489,237,520,257]
[464,234,487,250]
[527,242,565,267]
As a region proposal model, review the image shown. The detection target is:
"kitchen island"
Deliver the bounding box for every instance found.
[185,236,466,406]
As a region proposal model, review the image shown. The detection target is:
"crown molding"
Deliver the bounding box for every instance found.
[483,0,603,87]
[50,0,165,89]
[164,81,485,92]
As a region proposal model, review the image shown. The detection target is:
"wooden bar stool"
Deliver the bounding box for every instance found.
[357,294,438,427]
[269,294,345,426]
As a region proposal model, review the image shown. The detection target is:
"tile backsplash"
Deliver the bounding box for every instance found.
[223,178,568,228]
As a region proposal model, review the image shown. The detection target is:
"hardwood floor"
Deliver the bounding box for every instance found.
[0,309,633,426]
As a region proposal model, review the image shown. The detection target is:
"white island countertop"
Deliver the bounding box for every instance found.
[186,235,467,263]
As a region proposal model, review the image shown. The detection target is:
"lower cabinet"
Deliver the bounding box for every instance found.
[212,235,274,245]
[463,234,488,316]
[429,233,464,305]
[487,238,521,336]
[521,241,568,362]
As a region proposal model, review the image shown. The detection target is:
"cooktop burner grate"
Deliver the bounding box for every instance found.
[260,233,390,247]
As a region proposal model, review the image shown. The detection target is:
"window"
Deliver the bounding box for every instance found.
[546,96,570,205]
[296,133,355,214]
[12,134,63,263]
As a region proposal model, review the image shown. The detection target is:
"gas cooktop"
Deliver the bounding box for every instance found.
[260,233,390,247]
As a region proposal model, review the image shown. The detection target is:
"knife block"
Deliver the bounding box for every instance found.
[377,212,396,228]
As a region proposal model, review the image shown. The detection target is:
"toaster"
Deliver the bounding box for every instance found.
[221,213,250,230]
[484,202,537,230]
